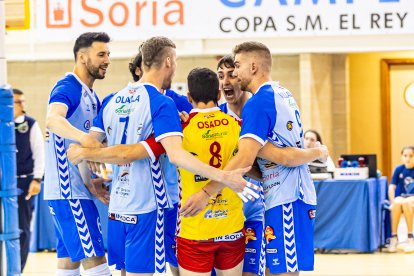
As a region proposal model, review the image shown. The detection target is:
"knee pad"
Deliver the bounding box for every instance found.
[83,263,111,276]
[56,268,80,276]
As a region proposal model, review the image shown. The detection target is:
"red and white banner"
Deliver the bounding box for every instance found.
[34,0,414,41]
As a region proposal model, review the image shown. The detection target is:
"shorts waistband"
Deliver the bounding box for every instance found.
[108,212,138,224]
[198,231,244,243]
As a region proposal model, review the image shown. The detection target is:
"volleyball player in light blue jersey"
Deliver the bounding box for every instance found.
[44,32,111,276]
[128,50,192,275]
[217,55,266,276]
[232,42,316,276]
[91,80,181,275]
[181,43,328,276]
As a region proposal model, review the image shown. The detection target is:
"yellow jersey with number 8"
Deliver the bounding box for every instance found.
[178,107,244,240]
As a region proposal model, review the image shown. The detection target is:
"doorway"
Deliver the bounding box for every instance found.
[381,59,414,177]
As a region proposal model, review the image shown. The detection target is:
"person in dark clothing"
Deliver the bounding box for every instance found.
[13,88,45,271]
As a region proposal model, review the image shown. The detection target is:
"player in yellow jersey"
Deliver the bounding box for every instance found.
[175,67,245,275]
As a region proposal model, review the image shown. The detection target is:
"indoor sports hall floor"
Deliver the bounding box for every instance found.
[23,252,414,276]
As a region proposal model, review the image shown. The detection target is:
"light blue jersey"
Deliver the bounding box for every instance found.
[92,83,183,215]
[219,101,264,222]
[44,73,100,200]
[240,82,316,210]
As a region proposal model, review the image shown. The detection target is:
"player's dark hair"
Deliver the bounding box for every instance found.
[12,88,24,95]
[401,145,414,154]
[129,51,143,82]
[73,32,110,61]
[187,68,219,105]
[304,129,323,144]
[217,55,235,70]
[141,36,176,69]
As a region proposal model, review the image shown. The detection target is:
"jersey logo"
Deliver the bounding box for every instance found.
[115,94,140,104]
[48,206,55,216]
[210,193,228,205]
[404,176,414,185]
[244,227,257,244]
[201,129,229,140]
[263,181,281,194]
[107,126,112,136]
[16,121,29,133]
[308,209,316,219]
[213,231,243,242]
[204,209,228,219]
[194,175,208,182]
[115,105,135,116]
[120,170,129,178]
[263,160,278,169]
[84,120,91,130]
[265,226,276,243]
[404,177,414,194]
[286,121,293,131]
[136,124,143,135]
[245,248,257,253]
[204,113,215,119]
[197,118,229,129]
[108,213,137,224]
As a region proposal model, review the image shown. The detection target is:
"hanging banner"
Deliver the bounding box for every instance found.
[35,0,414,41]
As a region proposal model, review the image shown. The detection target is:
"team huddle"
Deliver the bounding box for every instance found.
[43,32,328,276]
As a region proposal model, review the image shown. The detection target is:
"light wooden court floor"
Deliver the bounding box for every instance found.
[22,252,414,276]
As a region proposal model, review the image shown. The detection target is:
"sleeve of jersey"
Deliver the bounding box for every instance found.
[91,93,114,133]
[176,95,192,113]
[140,135,166,162]
[239,99,273,146]
[48,83,79,113]
[390,165,403,185]
[167,90,192,113]
[151,96,183,142]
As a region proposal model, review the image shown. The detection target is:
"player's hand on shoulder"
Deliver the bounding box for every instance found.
[179,111,189,123]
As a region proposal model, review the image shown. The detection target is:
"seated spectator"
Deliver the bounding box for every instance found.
[388,145,414,253]
[304,129,335,173]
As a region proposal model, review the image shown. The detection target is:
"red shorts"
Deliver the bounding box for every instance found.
[177,232,245,273]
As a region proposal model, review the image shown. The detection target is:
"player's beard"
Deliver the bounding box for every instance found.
[162,72,174,90]
[86,59,106,80]
[239,78,250,92]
